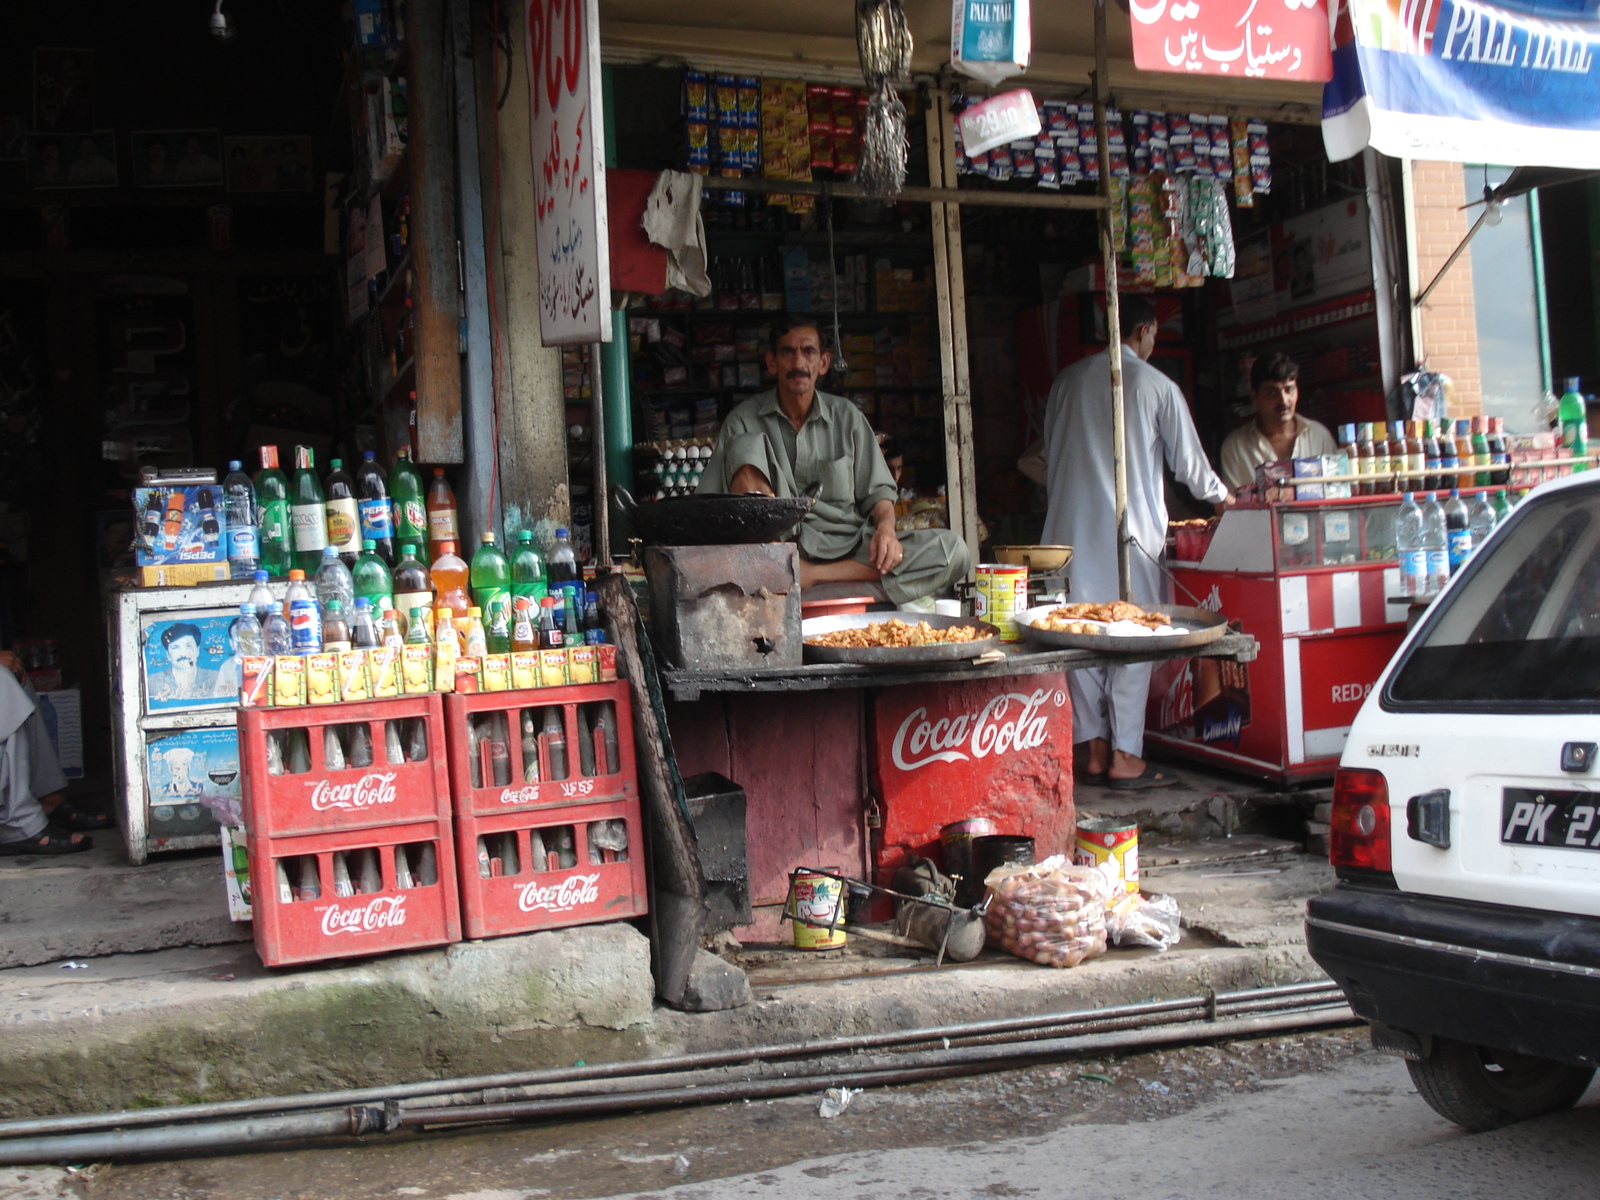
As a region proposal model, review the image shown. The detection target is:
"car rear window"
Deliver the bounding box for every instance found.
[1386,486,1600,709]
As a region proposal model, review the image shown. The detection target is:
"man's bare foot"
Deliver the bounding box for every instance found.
[1081,737,1112,778]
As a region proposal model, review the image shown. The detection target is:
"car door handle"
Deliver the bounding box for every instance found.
[1406,789,1451,849]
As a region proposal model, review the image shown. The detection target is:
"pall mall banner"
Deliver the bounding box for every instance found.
[1323,0,1600,166]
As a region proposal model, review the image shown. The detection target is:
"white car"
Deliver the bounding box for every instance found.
[1307,471,1600,1130]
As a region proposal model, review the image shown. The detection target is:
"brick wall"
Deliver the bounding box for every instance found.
[1409,161,1483,417]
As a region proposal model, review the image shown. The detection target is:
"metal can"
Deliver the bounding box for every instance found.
[1073,817,1139,895]
[940,817,997,887]
[786,869,847,950]
[973,563,1029,642]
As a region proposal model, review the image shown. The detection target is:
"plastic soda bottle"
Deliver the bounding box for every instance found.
[285,569,321,653]
[390,446,428,548]
[392,544,433,638]
[314,544,355,612]
[249,569,276,623]
[1492,488,1513,526]
[1468,492,1496,558]
[471,532,513,653]
[1470,417,1492,486]
[354,451,396,564]
[322,599,352,653]
[1420,493,1449,594]
[426,468,459,558]
[324,458,362,566]
[221,461,260,578]
[350,597,380,649]
[255,446,293,577]
[353,538,395,618]
[464,607,489,657]
[511,596,538,652]
[539,596,563,649]
[547,526,579,586]
[1559,377,1588,472]
[289,446,328,575]
[511,530,548,606]
[1444,489,1472,574]
[430,541,471,618]
[233,603,264,656]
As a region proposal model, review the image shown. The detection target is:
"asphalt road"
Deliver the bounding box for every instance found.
[3,1029,1597,1199]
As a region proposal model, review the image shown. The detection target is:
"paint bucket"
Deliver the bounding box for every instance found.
[786,869,848,950]
[972,563,1029,642]
[1073,817,1140,895]
[940,818,997,888]
[962,834,1035,906]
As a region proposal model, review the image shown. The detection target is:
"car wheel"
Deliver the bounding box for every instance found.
[1406,1036,1596,1131]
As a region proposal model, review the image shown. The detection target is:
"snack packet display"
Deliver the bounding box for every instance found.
[982,855,1111,968]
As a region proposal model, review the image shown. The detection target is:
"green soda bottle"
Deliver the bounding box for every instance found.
[353,538,395,618]
[470,532,513,653]
[390,445,428,546]
[1559,377,1589,473]
[511,530,548,606]
[289,446,328,575]
[254,445,293,577]
[1492,488,1513,525]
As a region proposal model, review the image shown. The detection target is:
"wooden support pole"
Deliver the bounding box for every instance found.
[1094,0,1132,603]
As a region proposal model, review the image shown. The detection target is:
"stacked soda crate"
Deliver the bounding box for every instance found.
[239,694,461,968]
[239,681,646,966]
[446,680,647,939]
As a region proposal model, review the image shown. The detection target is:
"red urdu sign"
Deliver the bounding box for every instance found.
[1128,0,1333,82]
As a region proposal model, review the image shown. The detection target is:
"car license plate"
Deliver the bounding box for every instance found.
[1501,788,1600,849]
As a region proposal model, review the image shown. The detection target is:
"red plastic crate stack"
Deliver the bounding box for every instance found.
[239,695,461,967]
[444,681,647,939]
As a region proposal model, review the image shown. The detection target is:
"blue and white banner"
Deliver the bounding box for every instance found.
[1323,0,1600,166]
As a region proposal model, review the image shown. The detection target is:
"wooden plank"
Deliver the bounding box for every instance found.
[925,95,968,568]
[405,0,465,462]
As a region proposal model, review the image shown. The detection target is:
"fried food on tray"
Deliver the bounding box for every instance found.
[806,618,985,649]
[1032,601,1172,633]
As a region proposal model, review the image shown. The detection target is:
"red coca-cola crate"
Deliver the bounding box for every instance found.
[453,797,646,939]
[239,695,451,839]
[248,819,461,967]
[444,683,637,818]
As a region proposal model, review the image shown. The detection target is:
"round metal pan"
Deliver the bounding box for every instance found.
[612,482,821,546]
[1016,604,1229,652]
[802,612,1001,665]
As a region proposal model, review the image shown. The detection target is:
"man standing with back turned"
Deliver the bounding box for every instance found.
[698,316,969,605]
[1038,295,1229,790]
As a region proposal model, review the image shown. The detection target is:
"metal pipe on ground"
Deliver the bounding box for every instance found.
[0,1003,1354,1164]
[0,981,1342,1141]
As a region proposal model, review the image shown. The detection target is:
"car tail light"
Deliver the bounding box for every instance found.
[1329,768,1392,872]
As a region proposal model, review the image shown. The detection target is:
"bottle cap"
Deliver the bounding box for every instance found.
[434,467,446,476]
[253,570,268,582]
[401,544,416,557]
[240,602,253,615]
[410,606,429,621]
[556,527,570,538]
[331,458,342,469]
[1450,489,1461,497]
[1567,376,1582,392]
[289,570,305,580]
[363,450,375,460]
[355,598,371,608]
[469,606,482,617]
[362,539,376,550]
[1403,492,1414,500]
[481,531,495,543]
[323,545,338,558]
[327,599,344,611]
[542,597,557,607]
[229,460,241,471]
[517,530,532,541]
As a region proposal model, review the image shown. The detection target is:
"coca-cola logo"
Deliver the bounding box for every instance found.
[516,873,600,913]
[308,773,398,811]
[499,784,539,805]
[891,688,1065,772]
[320,895,407,936]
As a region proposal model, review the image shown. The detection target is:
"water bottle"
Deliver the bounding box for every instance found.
[1420,493,1449,595]
[547,526,579,585]
[314,544,355,612]
[248,569,276,623]
[1395,493,1425,597]
[1443,489,1472,574]
[262,606,293,655]
[285,569,321,653]
[222,461,261,578]
[233,603,264,656]
[1468,492,1496,555]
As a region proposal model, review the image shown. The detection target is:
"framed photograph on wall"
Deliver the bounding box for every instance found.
[224,135,314,193]
[131,129,223,188]
[26,129,116,188]
[140,611,243,713]
[33,48,94,133]
[0,116,26,162]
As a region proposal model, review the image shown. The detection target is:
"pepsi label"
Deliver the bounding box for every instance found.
[290,599,322,653]
[1447,530,1472,569]
[359,498,394,540]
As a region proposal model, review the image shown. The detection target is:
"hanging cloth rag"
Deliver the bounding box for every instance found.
[642,170,712,298]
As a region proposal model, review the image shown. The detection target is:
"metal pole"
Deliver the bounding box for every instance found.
[1093,0,1132,601]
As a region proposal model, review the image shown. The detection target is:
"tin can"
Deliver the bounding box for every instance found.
[940,817,997,886]
[1073,817,1139,895]
[786,869,847,950]
[973,563,1029,642]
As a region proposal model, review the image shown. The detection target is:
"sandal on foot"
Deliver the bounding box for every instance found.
[0,829,93,856]
[1108,763,1177,791]
[44,799,112,832]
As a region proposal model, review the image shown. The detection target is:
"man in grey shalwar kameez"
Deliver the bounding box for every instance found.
[698,317,970,605]
[0,654,85,854]
[1038,296,1229,789]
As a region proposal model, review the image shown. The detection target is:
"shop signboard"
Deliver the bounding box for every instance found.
[869,673,1076,885]
[526,0,611,345]
[1128,0,1333,82]
[1323,0,1600,167]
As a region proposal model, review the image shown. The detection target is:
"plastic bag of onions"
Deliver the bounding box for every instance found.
[981,855,1112,968]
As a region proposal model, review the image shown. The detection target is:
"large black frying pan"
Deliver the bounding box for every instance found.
[612,482,822,546]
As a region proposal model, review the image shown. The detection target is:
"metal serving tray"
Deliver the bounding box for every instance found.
[801,612,1001,665]
[1015,604,1229,653]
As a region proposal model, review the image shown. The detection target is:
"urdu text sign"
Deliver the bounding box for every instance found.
[527,0,611,345]
[1129,0,1333,82]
